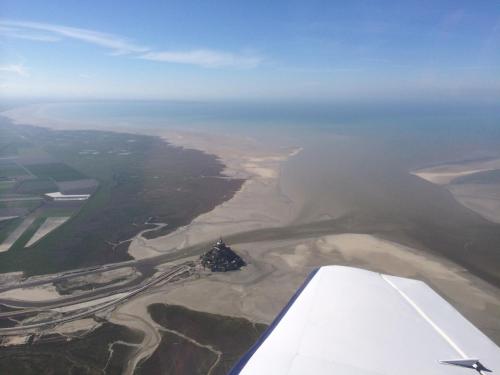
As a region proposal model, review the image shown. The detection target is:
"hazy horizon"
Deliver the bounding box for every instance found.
[1,0,499,102]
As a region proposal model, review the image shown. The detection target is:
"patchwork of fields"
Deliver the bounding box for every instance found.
[0,124,98,256]
[0,117,242,276]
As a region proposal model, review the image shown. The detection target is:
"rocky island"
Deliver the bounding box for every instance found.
[200,239,246,272]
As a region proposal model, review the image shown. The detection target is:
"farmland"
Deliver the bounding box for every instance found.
[0,117,243,275]
[25,162,85,182]
[0,162,30,178]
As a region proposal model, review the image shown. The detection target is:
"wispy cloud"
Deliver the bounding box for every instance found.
[0,64,28,76]
[0,19,262,68]
[0,20,149,55]
[140,49,262,68]
[0,26,61,42]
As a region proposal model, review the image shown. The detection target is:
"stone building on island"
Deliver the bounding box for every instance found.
[200,239,246,272]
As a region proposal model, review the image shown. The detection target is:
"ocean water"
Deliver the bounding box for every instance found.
[11,99,500,141]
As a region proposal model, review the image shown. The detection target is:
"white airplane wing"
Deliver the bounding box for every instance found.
[230,266,500,374]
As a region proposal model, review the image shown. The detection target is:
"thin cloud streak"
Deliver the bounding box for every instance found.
[0,64,28,76]
[0,20,149,55]
[140,49,262,68]
[0,26,61,42]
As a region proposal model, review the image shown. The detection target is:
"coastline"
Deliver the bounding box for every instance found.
[3,104,500,355]
[126,129,303,259]
[2,104,304,261]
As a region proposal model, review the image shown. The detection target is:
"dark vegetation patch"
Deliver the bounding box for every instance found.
[24,162,86,182]
[138,330,218,375]
[0,323,142,375]
[0,180,15,193]
[15,178,58,194]
[54,271,137,295]
[0,200,41,217]
[57,179,99,195]
[0,217,22,243]
[0,162,29,178]
[8,216,45,251]
[138,304,267,375]
[0,139,31,157]
[0,199,42,211]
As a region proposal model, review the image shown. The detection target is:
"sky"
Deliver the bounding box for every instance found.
[0,0,499,101]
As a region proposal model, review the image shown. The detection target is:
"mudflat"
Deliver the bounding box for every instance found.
[122,129,500,347]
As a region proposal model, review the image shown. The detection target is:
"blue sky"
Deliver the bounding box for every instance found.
[0,0,499,100]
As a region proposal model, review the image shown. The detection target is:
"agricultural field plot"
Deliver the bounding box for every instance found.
[0,140,33,158]
[0,199,42,223]
[0,162,30,178]
[23,162,86,182]
[0,217,22,245]
[0,199,42,209]
[0,181,15,194]
[14,178,59,195]
[25,216,70,247]
[0,123,94,258]
[3,209,78,252]
[0,214,38,253]
[56,179,99,195]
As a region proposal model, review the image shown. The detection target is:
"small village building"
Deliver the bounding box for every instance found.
[44,192,91,201]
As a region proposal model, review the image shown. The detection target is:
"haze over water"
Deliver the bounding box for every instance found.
[8,99,500,138]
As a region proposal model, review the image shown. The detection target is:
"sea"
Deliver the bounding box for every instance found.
[4,99,500,140]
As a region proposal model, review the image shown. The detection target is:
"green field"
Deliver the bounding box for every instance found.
[7,216,46,251]
[0,208,77,253]
[0,199,41,210]
[24,162,86,182]
[0,140,32,157]
[0,217,22,244]
[0,162,29,178]
[0,180,15,194]
[14,178,58,194]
